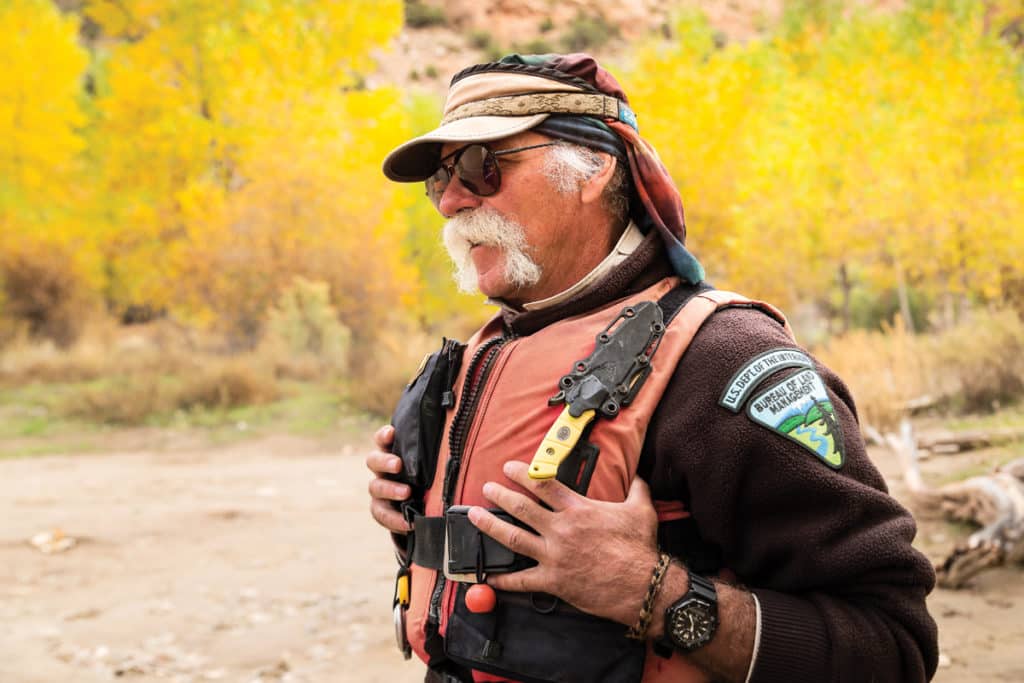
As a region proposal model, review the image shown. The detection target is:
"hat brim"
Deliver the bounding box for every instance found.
[382,114,550,182]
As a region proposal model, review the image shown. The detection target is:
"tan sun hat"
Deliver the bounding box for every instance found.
[382,68,630,182]
[382,53,705,284]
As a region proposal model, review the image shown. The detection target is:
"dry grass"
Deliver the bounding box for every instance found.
[346,323,439,418]
[0,306,422,424]
[11,296,1019,429]
[818,309,1024,431]
[177,362,279,411]
[0,246,96,348]
[0,317,282,425]
[54,359,280,425]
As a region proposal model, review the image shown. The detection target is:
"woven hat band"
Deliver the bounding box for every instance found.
[443,72,587,114]
[442,92,637,130]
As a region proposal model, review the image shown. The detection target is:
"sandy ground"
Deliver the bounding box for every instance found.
[1,427,1021,682]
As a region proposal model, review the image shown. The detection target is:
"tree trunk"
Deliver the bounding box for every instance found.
[838,261,852,335]
[895,264,916,334]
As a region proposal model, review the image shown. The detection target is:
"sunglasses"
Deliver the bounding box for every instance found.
[425,142,557,207]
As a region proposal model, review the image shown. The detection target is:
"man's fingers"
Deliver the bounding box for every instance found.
[468,506,544,560]
[486,567,546,594]
[366,450,403,476]
[502,460,579,511]
[370,499,411,534]
[374,424,395,449]
[368,476,411,502]
[481,482,552,531]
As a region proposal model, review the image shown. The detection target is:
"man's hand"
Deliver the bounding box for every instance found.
[366,425,412,534]
[467,459,660,627]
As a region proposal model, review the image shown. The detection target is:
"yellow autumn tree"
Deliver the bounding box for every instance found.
[624,0,1024,331]
[0,0,97,342]
[86,0,414,342]
[0,0,90,212]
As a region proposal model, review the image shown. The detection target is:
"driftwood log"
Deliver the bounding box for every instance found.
[916,427,1024,454]
[885,419,1024,589]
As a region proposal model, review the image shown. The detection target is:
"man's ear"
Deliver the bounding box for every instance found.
[580,153,617,206]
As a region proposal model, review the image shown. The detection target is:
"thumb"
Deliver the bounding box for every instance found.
[624,476,652,507]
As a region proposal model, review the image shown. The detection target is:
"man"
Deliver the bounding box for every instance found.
[367,53,938,683]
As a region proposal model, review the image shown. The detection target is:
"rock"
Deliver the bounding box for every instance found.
[29,528,77,554]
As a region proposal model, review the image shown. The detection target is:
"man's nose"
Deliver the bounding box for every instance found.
[437,174,483,218]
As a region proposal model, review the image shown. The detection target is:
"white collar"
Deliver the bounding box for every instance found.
[488,221,643,312]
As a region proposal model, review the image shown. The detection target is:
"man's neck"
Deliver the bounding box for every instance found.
[488,221,644,313]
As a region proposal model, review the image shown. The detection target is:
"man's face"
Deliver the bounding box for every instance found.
[436,132,592,305]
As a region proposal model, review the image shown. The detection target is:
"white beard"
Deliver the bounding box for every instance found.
[442,207,542,295]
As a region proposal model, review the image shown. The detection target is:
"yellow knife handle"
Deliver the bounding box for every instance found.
[395,572,410,606]
[528,407,597,480]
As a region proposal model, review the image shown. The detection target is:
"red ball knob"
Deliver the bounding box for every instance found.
[465,583,497,613]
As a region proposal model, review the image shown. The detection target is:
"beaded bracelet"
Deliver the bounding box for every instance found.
[626,551,672,640]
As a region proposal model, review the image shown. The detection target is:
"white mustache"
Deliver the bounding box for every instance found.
[442,208,542,294]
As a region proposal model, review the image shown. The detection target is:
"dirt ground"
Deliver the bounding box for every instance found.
[1,425,1021,682]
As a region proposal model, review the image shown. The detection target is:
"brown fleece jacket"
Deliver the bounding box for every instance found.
[503,231,939,683]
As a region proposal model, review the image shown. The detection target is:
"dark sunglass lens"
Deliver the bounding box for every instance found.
[456,145,497,196]
[480,150,500,195]
[425,167,449,205]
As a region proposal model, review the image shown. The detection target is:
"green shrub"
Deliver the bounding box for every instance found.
[262,277,350,369]
[405,0,446,28]
[468,29,495,50]
[515,39,554,55]
[560,11,619,52]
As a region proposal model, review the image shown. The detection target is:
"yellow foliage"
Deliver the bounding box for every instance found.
[0,0,87,193]
[0,0,89,252]
[3,0,1023,368]
[623,3,1024,319]
[81,0,412,338]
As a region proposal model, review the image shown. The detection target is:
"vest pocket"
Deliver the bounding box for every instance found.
[445,586,645,683]
[390,338,465,493]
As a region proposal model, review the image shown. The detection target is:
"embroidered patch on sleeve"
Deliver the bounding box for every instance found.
[747,369,845,469]
[719,348,815,413]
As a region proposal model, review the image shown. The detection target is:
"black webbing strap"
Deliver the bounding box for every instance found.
[633,281,713,484]
[410,512,536,574]
[657,280,713,325]
[411,514,446,570]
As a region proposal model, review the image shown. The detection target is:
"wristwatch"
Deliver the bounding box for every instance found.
[658,572,719,653]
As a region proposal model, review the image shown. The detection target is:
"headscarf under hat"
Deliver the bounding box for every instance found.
[382,53,705,284]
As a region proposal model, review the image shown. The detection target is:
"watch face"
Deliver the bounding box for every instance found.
[669,599,717,649]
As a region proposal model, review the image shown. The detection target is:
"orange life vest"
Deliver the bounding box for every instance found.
[404,276,790,682]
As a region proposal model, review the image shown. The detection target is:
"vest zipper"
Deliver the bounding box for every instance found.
[426,333,510,634]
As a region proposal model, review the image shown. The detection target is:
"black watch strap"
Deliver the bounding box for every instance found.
[687,572,718,602]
